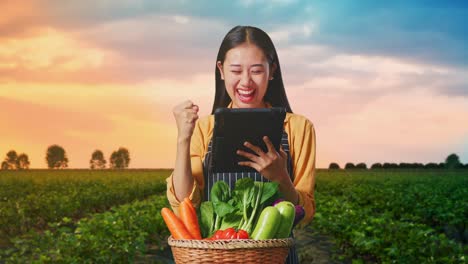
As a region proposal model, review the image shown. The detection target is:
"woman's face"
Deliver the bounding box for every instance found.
[217,43,275,108]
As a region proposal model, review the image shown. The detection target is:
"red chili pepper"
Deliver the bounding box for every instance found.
[236,229,249,239]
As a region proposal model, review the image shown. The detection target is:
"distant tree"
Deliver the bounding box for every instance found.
[356,163,367,169]
[425,162,439,169]
[445,153,462,169]
[1,161,8,170]
[383,163,398,169]
[3,150,19,170]
[90,150,107,169]
[399,162,424,169]
[109,147,130,169]
[329,163,340,169]
[46,145,69,169]
[17,153,30,170]
[371,163,382,169]
[344,163,355,169]
[399,162,410,169]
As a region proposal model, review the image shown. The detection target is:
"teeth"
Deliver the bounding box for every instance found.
[238,89,254,95]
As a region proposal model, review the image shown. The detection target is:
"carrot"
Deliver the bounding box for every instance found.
[161,207,193,239]
[184,197,197,218]
[180,198,202,239]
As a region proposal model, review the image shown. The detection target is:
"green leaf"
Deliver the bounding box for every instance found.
[213,201,235,217]
[260,182,279,205]
[200,201,214,238]
[220,212,243,230]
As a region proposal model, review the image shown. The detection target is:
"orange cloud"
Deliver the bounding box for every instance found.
[0,27,109,74]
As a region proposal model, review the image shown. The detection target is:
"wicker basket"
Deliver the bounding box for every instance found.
[168,236,294,264]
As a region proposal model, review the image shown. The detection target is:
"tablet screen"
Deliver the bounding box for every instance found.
[211,107,286,173]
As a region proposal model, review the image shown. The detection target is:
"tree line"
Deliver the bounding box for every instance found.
[328,153,468,170]
[1,145,131,170]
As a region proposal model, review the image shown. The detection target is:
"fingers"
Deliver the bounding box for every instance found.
[181,100,195,109]
[237,161,261,171]
[262,136,275,154]
[279,146,287,158]
[243,141,265,157]
[174,100,199,113]
[237,149,260,162]
[173,100,199,122]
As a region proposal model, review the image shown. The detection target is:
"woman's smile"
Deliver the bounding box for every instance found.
[236,88,257,103]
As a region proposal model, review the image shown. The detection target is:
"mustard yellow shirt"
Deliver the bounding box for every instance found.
[166,104,317,225]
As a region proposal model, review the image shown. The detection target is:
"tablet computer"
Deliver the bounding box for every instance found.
[211,107,286,173]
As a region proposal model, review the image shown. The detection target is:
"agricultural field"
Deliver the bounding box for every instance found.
[311,169,467,263]
[0,170,169,246]
[0,169,467,263]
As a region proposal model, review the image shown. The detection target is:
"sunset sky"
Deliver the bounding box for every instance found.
[1,0,467,168]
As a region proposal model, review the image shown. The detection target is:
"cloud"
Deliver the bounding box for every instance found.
[0,27,107,72]
[305,90,468,167]
[0,14,230,84]
[0,88,179,168]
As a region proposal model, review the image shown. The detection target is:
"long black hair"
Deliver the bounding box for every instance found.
[212,26,293,114]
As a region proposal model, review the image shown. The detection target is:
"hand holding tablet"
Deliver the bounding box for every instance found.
[211,107,286,173]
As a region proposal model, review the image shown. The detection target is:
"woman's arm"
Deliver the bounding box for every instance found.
[290,116,316,226]
[171,100,198,200]
[173,137,195,201]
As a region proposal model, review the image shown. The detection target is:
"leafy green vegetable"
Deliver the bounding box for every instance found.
[210,181,235,233]
[200,178,280,237]
[200,201,214,238]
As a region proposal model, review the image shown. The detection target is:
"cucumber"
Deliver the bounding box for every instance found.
[274,201,295,238]
[251,206,281,240]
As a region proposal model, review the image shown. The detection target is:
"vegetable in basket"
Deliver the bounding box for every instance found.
[250,201,295,239]
[206,227,250,240]
[200,178,280,238]
[273,198,305,226]
[161,207,193,239]
[161,198,202,240]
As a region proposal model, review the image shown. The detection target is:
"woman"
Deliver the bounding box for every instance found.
[167,25,316,263]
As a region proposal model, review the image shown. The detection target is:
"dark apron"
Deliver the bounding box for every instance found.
[203,130,300,264]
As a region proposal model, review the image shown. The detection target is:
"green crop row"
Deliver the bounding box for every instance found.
[0,170,171,242]
[0,194,170,263]
[311,170,468,263]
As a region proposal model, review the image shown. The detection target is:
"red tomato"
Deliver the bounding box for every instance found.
[213,230,223,240]
[236,229,249,239]
[222,228,237,239]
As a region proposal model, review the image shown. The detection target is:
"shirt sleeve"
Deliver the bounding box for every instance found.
[166,119,206,215]
[291,117,316,227]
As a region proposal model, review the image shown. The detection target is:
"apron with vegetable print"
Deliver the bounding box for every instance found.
[203,130,300,264]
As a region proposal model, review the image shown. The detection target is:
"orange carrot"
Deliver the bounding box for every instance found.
[184,197,197,218]
[161,207,193,239]
[180,198,202,239]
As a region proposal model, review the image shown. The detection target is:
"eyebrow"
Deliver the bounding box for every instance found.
[229,64,264,67]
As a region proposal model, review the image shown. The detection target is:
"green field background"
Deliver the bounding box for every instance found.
[0,169,466,263]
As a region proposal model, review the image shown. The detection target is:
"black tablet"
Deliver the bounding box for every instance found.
[211,107,287,173]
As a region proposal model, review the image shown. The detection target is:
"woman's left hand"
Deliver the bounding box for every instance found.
[237,136,289,183]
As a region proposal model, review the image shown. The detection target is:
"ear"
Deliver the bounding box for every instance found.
[269,62,277,80]
[217,61,225,80]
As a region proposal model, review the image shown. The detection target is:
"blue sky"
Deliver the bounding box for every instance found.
[1,0,467,168]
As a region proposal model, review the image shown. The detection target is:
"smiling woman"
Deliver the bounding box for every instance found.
[167,25,317,264]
